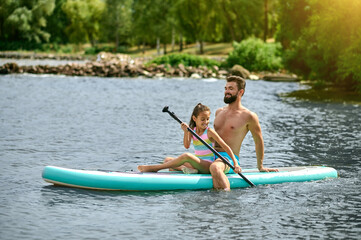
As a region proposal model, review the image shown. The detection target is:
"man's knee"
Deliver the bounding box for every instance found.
[210,162,224,175]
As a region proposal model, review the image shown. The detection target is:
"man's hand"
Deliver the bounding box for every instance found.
[234,165,242,173]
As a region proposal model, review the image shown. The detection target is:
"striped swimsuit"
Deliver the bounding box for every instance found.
[192,127,215,162]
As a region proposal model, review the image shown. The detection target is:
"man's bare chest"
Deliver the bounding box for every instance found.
[214,112,249,134]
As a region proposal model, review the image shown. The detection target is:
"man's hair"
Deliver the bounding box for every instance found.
[226,75,246,92]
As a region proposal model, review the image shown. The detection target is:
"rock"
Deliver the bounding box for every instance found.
[190,73,202,79]
[2,62,20,73]
[230,65,250,79]
[178,70,184,77]
[155,72,164,77]
[178,64,187,74]
[0,59,233,80]
[167,66,175,75]
[142,70,153,78]
[263,74,298,82]
[0,66,9,74]
[218,70,228,78]
[97,52,132,64]
[0,52,86,61]
[249,74,260,80]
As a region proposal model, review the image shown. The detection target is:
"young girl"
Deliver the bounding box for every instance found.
[137,103,240,174]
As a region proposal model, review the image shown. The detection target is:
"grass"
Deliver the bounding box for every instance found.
[1,42,234,60]
[126,42,233,59]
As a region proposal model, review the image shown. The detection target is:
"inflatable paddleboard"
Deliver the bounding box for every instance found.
[42,166,337,191]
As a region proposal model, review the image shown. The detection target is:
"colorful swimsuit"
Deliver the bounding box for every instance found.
[192,127,215,162]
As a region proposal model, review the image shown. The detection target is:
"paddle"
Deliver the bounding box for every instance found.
[162,106,255,187]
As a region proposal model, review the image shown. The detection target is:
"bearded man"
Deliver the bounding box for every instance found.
[210,75,278,190]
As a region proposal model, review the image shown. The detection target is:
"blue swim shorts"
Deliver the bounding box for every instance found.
[217,152,240,174]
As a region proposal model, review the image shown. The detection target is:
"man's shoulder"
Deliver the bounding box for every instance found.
[241,107,258,120]
[237,106,255,116]
[215,106,227,115]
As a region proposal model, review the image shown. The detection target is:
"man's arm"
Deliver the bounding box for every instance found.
[248,112,278,172]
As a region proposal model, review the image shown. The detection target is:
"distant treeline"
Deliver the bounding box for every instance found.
[0,0,360,93]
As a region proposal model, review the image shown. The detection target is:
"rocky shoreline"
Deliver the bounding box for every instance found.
[0,51,86,60]
[0,61,232,79]
[0,52,299,81]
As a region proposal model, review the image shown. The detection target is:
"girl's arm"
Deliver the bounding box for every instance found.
[207,128,241,173]
[181,122,192,149]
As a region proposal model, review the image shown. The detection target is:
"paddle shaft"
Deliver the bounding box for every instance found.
[163,107,255,187]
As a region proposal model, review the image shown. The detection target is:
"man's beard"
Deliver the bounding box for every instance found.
[224,93,238,104]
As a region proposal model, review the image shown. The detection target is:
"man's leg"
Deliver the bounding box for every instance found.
[209,160,231,190]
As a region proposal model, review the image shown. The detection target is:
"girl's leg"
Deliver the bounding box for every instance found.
[163,157,194,171]
[138,153,212,173]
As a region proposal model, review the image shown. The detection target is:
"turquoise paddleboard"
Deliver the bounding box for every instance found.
[42,166,338,191]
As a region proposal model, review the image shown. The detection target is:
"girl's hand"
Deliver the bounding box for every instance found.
[234,165,242,173]
[181,122,189,132]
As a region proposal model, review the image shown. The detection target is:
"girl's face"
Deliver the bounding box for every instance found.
[192,111,210,130]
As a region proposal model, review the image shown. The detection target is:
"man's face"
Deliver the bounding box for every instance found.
[224,82,239,104]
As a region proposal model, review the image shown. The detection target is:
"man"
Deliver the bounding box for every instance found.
[210,75,278,190]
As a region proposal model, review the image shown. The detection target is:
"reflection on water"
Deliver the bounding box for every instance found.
[0,74,360,240]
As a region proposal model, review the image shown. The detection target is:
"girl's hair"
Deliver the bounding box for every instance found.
[189,103,210,129]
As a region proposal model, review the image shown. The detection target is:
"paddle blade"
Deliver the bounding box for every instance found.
[162,106,169,112]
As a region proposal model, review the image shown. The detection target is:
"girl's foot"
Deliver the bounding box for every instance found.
[138,165,157,172]
[181,167,198,174]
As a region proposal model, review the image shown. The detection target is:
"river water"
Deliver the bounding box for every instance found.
[0,73,360,240]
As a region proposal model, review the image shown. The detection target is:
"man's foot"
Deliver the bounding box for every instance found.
[181,167,198,174]
[137,165,157,172]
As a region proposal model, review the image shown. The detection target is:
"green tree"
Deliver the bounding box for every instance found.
[0,0,55,43]
[101,0,133,48]
[132,0,174,54]
[263,0,279,41]
[173,0,217,54]
[216,0,264,42]
[278,0,361,92]
[276,0,312,75]
[306,0,361,91]
[276,0,310,48]
[62,0,105,45]
[45,0,69,43]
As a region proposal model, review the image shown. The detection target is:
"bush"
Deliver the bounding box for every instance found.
[226,37,283,71]
[148,53,220,68]
[58,45,74,54]
[84,45,128,55]
[0,41,43,51]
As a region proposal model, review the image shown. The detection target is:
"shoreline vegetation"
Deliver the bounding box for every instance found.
[1,0,360,104]
[0,48,360,104]
[0,49,299,81]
